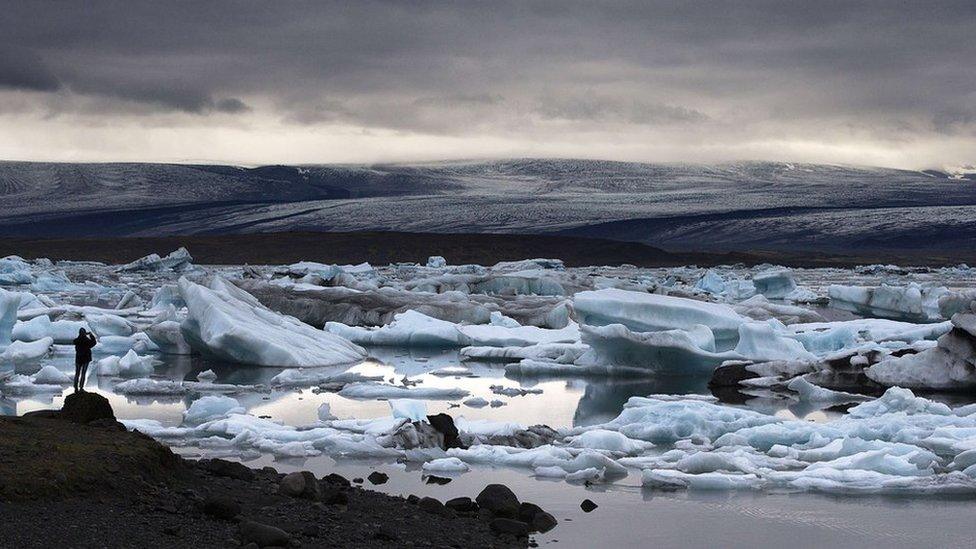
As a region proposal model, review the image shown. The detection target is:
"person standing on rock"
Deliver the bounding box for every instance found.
[73,328,97,392]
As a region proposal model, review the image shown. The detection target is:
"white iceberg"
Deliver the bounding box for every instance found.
[179,276,367,367]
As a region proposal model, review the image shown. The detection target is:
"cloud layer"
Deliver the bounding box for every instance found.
[0,1,973,168]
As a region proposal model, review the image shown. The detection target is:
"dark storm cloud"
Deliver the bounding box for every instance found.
[0,1,974,160]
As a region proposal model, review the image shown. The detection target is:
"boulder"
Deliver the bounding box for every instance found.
[239,520,290,548]
[367,471,389,485]
[476,484,520,518]
[580,499,598,512]
[445,496,479,513]
[61,391,115,424]
[279,471,321,500]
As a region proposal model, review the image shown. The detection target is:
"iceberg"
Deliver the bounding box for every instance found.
[337,382,469,400]
[828,283,947,322]
[12,315,91,344]
[752,268,797,299]
[95,350,158,377]
[117,247,194,272]
[576,323,739,376]
[0,288,20,348]
[572,289,746,347]
[179,276,367,367]
[182,395,244,425]
[0,337,54,363]
[326,310,464,347]
[389,399,427,422]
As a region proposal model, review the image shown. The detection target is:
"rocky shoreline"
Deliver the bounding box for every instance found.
[0,393,554,548]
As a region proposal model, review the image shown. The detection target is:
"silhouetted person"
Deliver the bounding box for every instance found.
[73,328,97,392]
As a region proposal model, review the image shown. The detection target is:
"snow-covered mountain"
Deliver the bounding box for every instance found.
[0,159,973,256]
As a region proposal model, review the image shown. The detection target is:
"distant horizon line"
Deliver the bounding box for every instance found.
[0,156,972,175]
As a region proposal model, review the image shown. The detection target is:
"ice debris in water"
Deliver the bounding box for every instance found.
[182,395,244,425]
[828,283,948,323]
[0,337,53,362]
[96,350,158,377]
[179,276,367,367]
[389,398,427,422]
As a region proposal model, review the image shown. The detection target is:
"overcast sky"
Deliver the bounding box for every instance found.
[0,1,973,169]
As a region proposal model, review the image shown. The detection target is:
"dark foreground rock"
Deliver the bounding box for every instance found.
[0,414,529,548]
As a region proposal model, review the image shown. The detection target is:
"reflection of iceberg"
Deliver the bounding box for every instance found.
[572,378,709,427]
[179,277,367,367]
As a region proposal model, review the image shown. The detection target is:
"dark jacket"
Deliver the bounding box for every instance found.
[73,333,97,363]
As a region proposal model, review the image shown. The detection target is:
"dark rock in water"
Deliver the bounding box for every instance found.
[708,361,759,387]
[426,413,463,449]
[490,518,530,537]
[445,496,479,513]
[352,477,364,484]
[200,459,255,481]
[61,391,115,424]
[279,471,321,500]
[476,484,520,518]
[532,511,558,533]
[518,502,545,523]
[367,471,389,485]
[202,495,241,520]
[580,499,598,512]
[322,473,350,487]
[239,520,290,548]
[425,475,452,485]
[418,496,446,514]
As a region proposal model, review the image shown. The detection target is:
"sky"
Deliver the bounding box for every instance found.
[0,1,973,169]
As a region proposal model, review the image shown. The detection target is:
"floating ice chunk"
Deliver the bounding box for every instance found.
[426,256,447,269]
[733,322,817,362]
[463,397,489,408]
[938,289,976,319]
[847,387,952,418]
[150,284,185,310]
[0,288,19,348]
[865,335,976,390]
[575,323,739,376]
[96,350,157,377]
[572,289,746,346]
[326,310,464,347]
[183,395,244,425]
[458,321,579,347]
[489,311,521,328]
[118,247,194,273]
[31,365,72,385]
[460,342,587,364]
[752,268,797,299]
[114,378,187,395]
[505,358,648,378]
[337,382,468,400]
[94,333,159,355]
[0,256,34,285]
[733,295,825,324]
[85,313,136,337]
[196,369,218,382]
[145,320,193,354]
[642,469,763,490]
[534,466,568,478]
[270,368,382,387]
[180,276,366,367]
[0,337,53,362]
[593,396,780,443]
[787,376,870,403]
[694,270,726,295]
[567,429,654,454]
[790,318,951,345]
[423,457,469,473]
[1,373,63,394]
[390,399,428,422]
[13,315,91,344]
[828,283,948,322]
